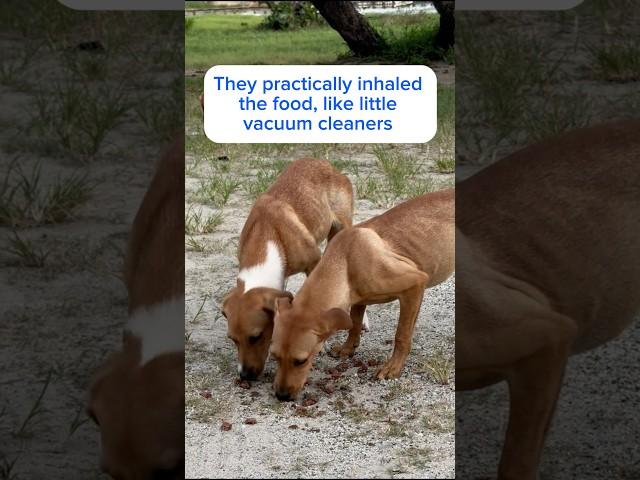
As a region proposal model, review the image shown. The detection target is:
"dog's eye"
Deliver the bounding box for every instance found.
[293,358,307,367]
[248,333,262,345]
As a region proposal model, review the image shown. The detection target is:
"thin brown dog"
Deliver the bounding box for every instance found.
[456,120,640,480]
[221,158,353,381]
[88,136,185,479]
[270,189,454,401]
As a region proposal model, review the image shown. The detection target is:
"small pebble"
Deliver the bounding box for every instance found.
[220,421,232,431]
[200,389,212,399]
[244,418,257,425]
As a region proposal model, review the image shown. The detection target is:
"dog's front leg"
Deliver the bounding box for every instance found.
[498,314,576,480]
[331,304,366,357]
[376,275,427,379]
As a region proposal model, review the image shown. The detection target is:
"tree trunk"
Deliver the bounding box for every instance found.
[432,1,455,50]
[311,1,386,56]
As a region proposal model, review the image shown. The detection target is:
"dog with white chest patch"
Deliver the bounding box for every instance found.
[87,136,185,480]
[221,158,356,381]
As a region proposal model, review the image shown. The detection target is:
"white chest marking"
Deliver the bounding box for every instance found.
[238,241,285,292]
[126,297,185,364]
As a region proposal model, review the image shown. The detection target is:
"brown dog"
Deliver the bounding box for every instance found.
[221,158,353,381]
[456,120,640,480]
[270,189,455,401]
[87,136,185,479]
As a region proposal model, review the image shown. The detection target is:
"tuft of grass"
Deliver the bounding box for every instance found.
[14,370,52,438]
[422,402,455,434]
[67,403,90,438]
[372,13,444,64]
[186,236,207,253]
[433,157,454,174]
[342,405,370,424]
[5,231,50,268]
[0,42,42,90]
[524,93,593,142]
[403,446,432,470]
[373,146,423,197]
[0,161,93,227]
[382,381,414,402]
[185,207,222,235]
[193,175,239,208]
[28,81,131,157]
[417,349,452,385]
[0,454,19,480]
[355,176,394,207]
[457,22,563,135]
[191,294,210,324]
[386,419,408,438]
[242,168,279,199]
[587,40,640,82]
[136,94,183,143]
[404,177,438,197]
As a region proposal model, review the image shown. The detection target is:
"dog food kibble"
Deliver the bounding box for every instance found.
[302,397,318,407]
[353,359,365,368]
[357,365,368,375]
[244,418,257,425]
[336,362,350,372]
[288,424,299,429]
[367,359,381,367]
[328,368,341,379]
[200,389,212,399]
[220,421,232,431]
[324,383,335,395]
[234,379,251,389]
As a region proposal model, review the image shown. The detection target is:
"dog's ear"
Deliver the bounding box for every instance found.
[324,308,352,334]
[273,294,293,315]
[256,289,293,317]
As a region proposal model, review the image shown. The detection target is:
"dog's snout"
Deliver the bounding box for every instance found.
[239,367,258,381]
[275,389,293,402]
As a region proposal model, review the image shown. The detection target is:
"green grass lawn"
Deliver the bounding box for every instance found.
[185,13,442,69]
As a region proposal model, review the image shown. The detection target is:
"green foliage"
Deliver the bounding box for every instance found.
[261,1,324,31]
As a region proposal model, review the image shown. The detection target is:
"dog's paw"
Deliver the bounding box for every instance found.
[330,342,356,358]
[375,361,403,380]
[362,312,370,333]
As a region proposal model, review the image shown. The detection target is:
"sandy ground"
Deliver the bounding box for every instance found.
[455,3,640,478]
[183,134,455,476]
[0,6,182,478]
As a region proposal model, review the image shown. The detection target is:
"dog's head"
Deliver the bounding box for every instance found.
[271,297,352,401]
[88,338,184,480]
[222,285,293,380]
